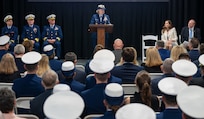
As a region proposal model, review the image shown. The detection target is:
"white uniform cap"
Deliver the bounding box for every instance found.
[53,84,71,94]
[158,77,187,96]
[93,49,115,62]
[25,14,35,20]
[198,54,204,66]
[0,35,10,46]
[97,4,106,10]
[115,103,156,119]
[4,15,13,23]
[21,51,42,64]
[46,14,56,20]
[172,59,197,77]
[43,45,53,52]
[61,61,75,71]
[89,59,114,74]
[43,91,84,119]
[177,85,204,118]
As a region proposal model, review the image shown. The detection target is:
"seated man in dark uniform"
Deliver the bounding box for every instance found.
[42,14,63,59]
[81,58,114,117]
[30,70,59,119]
[12,51,44,98]
[21,14,40,51]
[0,35,10,60]
[1,15,18,51]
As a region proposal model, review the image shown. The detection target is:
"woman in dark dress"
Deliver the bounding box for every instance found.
[130,70,160,111]
[0,53,20,82]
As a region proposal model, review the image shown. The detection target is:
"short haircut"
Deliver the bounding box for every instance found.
[25,63,38,72]
[95,73,109,82]
[42,70,58,87]
[14,44,25,55]
[162,58,174,73]
[190,38,200,48]
[122,47,135,62]
[93,44,104,55]
[156,40,165,48]
[178,53,190,60]
[199,43,204,55]
[163,94,177,106]
[64,52,77,62]
[0,88,15,113]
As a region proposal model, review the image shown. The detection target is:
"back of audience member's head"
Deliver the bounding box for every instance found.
[0,53,18,74]
[199,43,204,55]
[93,44,104,55]
[113,38,124,50]
[42,70,59,89]
[22,40,33,53]
[36,54,50,77]
[170,45,187,61]
[161,58,174,74]
[0,88,16,113]
[156,40,165,49]
[14,44,25,56]
[122,47,135,62]
[189,38,200,50]
[178,53,191,61]
[64,52,77,63]
[145,47,163,67]
[135,70,152,107]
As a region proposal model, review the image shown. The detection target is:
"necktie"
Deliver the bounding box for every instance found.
[100,16,102,23]
[189,29,193,39]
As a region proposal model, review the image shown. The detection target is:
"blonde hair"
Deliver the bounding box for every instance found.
[170,46,187,61]
[36,54,50,77]
[0,53,18,74]
[145,47,163,67]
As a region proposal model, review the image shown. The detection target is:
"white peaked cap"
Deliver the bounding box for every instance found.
[21,51,42,64]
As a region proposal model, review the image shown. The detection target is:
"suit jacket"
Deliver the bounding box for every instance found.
[94,111,115,119]
[12,74,44,98]
[189,76,204,88]
[81,83,107,116]
[112,49,122,65]
[158,49,170,61]
[181,26,201,42]
[157,108,182,119]
[15,57,26,73]
[0,71,21,83]
[141,63,162,73]
[111,63,144,84]
[188,49,200,61]
[90,14,111,24]
[85,75,122,89]
[1,26,18,43]
[42,25,63,41]
[161,27,178,45]
[30,89,53,119]
[49,59,62,72]
[21,24,40,42]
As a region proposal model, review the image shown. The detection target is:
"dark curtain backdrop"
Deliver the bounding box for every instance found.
[1,0,203,59]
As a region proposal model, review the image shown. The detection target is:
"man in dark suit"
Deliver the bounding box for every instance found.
[156,40,170,61]
[157,77,187,119]
[1,15,18,51]
[112,38,124,65]
[30,70,59,119]
[181,19,201,43]
[90,4,111,48]
[42,14,63,59]
[14,44,26,73]
[188,38,200,61]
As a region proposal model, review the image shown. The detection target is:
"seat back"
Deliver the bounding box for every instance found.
[76,65,85,72]
[0,83,13,90]
[17,114,39,119]
[122,84,138,97]
[142,35,158,62]
[84,114,103,119]
[15,97,34,114]
[149,73,163,80]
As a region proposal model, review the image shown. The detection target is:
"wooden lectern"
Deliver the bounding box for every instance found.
[89,24,113,46]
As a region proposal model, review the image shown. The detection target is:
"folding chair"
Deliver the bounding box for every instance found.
[84,114,103,119]
[15,97,34,114]
[122,84,138,97]
[76,65,85,72]
[149,73,163,80]
[17,114,39,119]
[142,35,158,62]
[0,83,13,90]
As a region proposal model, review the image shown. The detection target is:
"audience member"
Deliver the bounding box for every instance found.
[129,70,159,111]
[14,44,26,73]
[181,19,201,42]
[0,35,10,60]
[177,86,204,119]
[59,61,85,94]
[43,44,62,72]
[170,45,187,61]
[30,70,59,119]
[141,47,163,73]
[0,53,20,83]
[172,59,197,84]
[111,47,143,83]
[178,53,190,60]
[156,40,170,61]
[81,58,114,116]
[22,40,33,53]
[188,38,200,61]
[151,58,174,95]
[36,54,51,77]
[112,38,124,65]
[157,77,187,119]
[189,54,204,87]
[95,83,127,119]
[0,88,25,119]
[161,20,178,49]
[12,51,44,98]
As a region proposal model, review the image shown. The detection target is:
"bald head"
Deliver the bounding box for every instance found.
[188,19,196,28]
[42,70,59,89]
[113,38,124,50]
